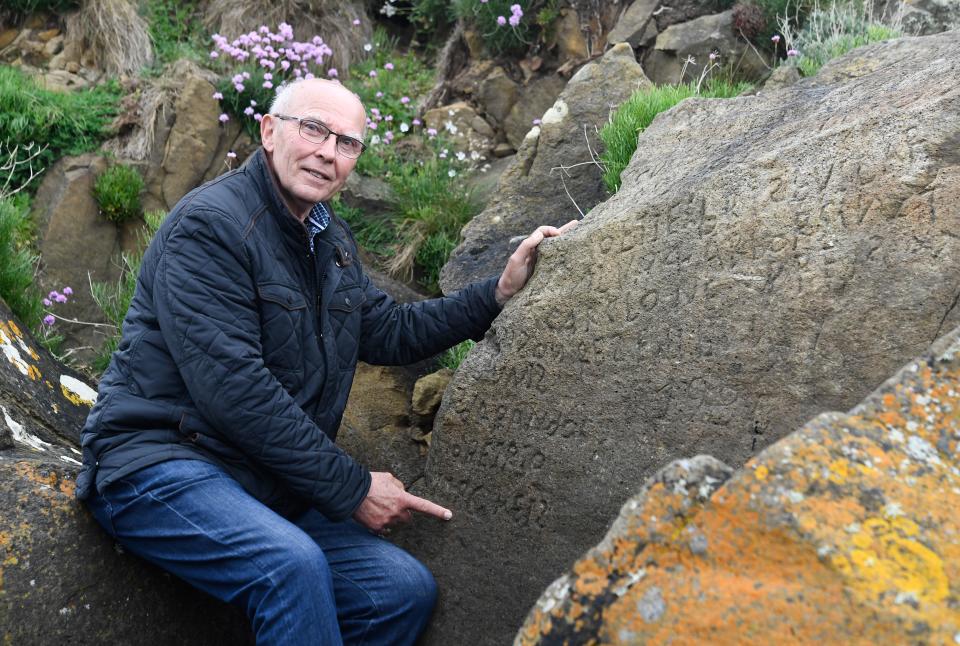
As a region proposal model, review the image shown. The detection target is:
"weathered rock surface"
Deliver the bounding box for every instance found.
[643,9,767,85]
[517,325,960,644]
[399,32,960,646]
[607,0,659,47]
[412,368,454,417]
[894,0,960,35]
[423,101,496,155]
[501,74,568,150]
[440,43,650,293]
[0,298,250,645]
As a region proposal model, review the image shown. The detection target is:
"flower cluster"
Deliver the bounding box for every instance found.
[210,23,335,136]
[456,0,530,54]
[497,4,524,27]
[41,286,72,327]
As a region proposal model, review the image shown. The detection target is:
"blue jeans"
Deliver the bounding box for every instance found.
[85,459,436,645]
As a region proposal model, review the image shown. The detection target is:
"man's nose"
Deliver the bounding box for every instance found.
[315,134,338,159]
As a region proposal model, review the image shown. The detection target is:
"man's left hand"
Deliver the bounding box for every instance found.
[495,220,579,306]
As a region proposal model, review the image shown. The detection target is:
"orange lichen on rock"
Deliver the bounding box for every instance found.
[515,330,960,645]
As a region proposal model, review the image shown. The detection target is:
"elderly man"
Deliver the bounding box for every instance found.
[76,78,574,644]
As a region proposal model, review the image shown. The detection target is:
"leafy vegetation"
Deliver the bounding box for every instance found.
[0,195,41,328]
[145,0,207,67]
[780,1,901,76]
[93,163,145,223]
[91,210,164,372]
[599,80,751,194]
[2,0,78,22]
[0,67,121,193]
[439,339,475,371]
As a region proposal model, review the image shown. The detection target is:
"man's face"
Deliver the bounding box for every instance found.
[261,80,366,220]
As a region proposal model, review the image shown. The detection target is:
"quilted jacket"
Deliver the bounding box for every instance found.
[75,148,502,520]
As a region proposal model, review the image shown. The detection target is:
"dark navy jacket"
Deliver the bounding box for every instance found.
[76,148,501,520]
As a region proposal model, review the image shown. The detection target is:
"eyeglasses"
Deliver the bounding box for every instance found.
[272,114,366,159]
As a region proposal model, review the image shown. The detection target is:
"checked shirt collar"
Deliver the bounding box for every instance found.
[306,201,331,254]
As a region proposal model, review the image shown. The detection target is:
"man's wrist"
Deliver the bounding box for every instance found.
[494,281,510,307]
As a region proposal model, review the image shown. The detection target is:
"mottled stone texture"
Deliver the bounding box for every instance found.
[517,325,960,644]
[397,32,960,646]
[0,298,249,645]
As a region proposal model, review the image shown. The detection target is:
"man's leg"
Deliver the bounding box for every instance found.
[85,459,343,645]
[292,509,437,646]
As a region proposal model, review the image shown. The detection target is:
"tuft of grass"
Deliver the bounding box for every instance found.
[782,1,901,77]
[332,197,396,259]
[438,339,475,371]
[599,80,751,194]
[0,67,121,194]
[91,210,164,373]
[93,163,145,223]
[77,0,154,75]
[0,195,42,328]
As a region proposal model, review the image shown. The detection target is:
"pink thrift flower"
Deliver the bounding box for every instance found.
[250,100,257,107]
[532,118,541,125]
[427,128,437,136]
[353,18,361,25]
[369,70,377,78]
[234,83,245,92]
[227,151,237,159]
[496,15,507,26]
[263,81,273,89]
[212,91,223,100]
[787,48,799,57]
[244,107,255,115]
[242,71,251,79]
[55,294,67,303]
[209,51,219,59]
[709,52,717,61]
[508,14,520,26]
[327,68,338,77]
[771,34,781,43]
[48,291,58,300]
[43,298,52,307]
[376,91,383,98]
[385,115,393,121]
[263,72,273,80]
[43,315,55,326]
[254,113,263,121]
[412,118,421,126]
[385,62,394,71]
[62,287,73,296]
[219,113,230,123]
[400,96,410,104]
[281,60,291,71]
[510,4,522,14]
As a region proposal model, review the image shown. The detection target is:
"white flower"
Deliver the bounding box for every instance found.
[456,151,466,161]
[444,121,458,134]
[364,43,373,52]
[380,2,397,17]
[400,122,409,133]
[369,134,381,146]
[448,169,456,177]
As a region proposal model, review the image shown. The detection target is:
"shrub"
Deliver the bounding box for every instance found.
[451,0,531,55]
[0,195,41,328]
[93,163,145,223]
[439,339,475,371]
[732,2,768,40]
[780,1,901,76]
[2,0,78,22]
[0,67,120,194]
[92,210,164,373]
[146,0,207,66]
[599,80,751,194]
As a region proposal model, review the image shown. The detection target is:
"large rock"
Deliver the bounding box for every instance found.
[643,9,767,85]
[0,297,250,644]
[895,0,960,35]
[607,0,659,47]
[31,154,122,358]
[440,44,650,293]
[398,32,960,645]
[501,74,568,150]
[517,325,960,644]
[423,101,496,155]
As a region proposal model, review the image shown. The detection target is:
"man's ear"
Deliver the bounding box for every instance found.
[260,115,275,152]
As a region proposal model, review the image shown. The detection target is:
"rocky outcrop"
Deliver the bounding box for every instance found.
[440,43,650,293]
[398,32,960,645]
[0,297,250,645]
[517,325,960,644]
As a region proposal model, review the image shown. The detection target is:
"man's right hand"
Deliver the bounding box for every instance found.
[353,471,452,533]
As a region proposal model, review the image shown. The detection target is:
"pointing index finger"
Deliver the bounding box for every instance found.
[402,492,453,521]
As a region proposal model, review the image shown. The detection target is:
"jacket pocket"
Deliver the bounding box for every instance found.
[328,283,365,369]
[257,282,307,380]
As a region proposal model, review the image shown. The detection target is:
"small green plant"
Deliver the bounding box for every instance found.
[439,339,475,371]
[599,80,751,194]
[93,163,145,223]
[0,67,121,194]
[91,210,164,373]
[452,0,531,54]
[332,197,396,259]
[146,0,206,66]
[0,195,41,328]
[778,1,901,76]
[2,0,78,22]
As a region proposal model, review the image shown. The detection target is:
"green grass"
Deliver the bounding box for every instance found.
[439,339,475,371]
[599,80,751,194]
[91,210,163,373]
[93,163,145,223]
[0,195,41,328]
[450,0,533,55]
[332,197,396,259]
[145,0,207,67]
[0,66,121,193]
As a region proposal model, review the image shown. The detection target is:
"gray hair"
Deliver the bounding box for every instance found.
[269,78,367,139]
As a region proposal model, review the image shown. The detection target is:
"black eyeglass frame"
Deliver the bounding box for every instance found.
[272,114,367,158]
